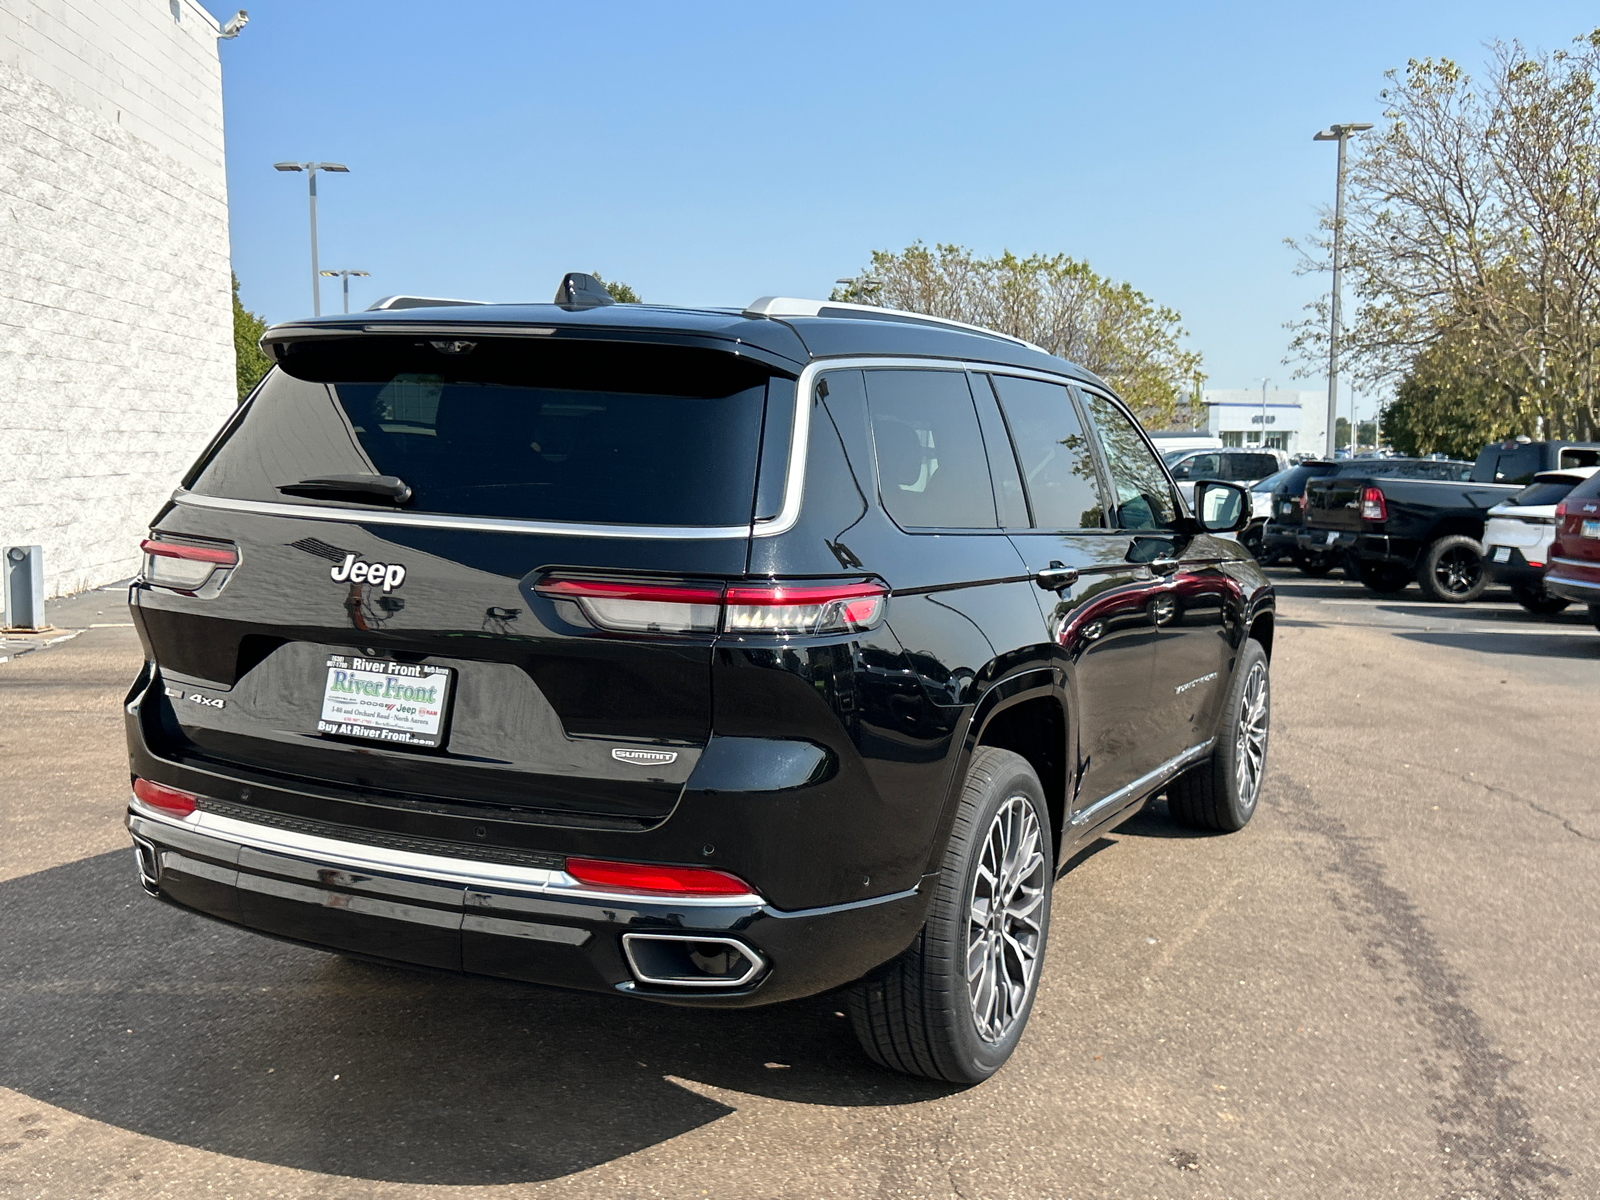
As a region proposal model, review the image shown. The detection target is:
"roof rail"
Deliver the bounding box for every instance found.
[366,295,489,311]
[741,296,1046,353]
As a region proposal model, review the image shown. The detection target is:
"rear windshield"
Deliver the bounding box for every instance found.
[1276,464,1338,494]
[192,339,779,526]
[1506,480,1580,507]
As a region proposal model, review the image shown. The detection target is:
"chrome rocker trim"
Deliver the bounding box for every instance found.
[1070,739,1216,828]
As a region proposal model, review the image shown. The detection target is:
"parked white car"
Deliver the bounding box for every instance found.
[1165,448,1289,512]
[1482,466,1599,613]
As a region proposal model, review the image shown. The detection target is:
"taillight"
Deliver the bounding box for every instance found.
[565,857,754,897]
[724,582,886,635]
[535,576,887,636]
[1360,486,1388,522]
[141,536,238,593]
[535,577,722,634]
[1555,501,1568,519]
[132,777,198,818]
[1300,487,1311,511]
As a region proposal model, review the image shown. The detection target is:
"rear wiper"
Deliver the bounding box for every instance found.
[278,475,413,505]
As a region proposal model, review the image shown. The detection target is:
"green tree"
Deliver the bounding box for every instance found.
[590,272,641,303]
[233,273,272,402]
[833,243,1203,428]
[1288,29,1600,442]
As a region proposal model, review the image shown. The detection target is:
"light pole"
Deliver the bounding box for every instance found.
[1312,122,1372,460]
[274,161,350,316]
[1259,377,1271,449]
[320,269,369,314]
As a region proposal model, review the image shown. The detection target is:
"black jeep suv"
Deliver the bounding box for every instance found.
[124,278,1274,1083]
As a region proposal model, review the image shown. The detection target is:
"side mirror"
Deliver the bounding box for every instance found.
[1193,480,1249,533]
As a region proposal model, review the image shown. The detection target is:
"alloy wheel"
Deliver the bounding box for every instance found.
[1434,547,1482,596]
[1233,661,1269,811]
[967,796,1047,1042]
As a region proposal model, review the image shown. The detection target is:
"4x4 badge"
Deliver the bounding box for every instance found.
[330,553,407,593]
[612,748,679,766]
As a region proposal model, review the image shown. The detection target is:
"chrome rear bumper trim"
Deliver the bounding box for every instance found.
[127,796,765,907]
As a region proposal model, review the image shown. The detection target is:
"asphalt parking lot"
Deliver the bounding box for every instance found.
[1,569,1596,1200]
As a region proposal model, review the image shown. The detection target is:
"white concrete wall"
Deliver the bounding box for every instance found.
[0,0,234,601]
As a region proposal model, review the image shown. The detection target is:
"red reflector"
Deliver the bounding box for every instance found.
[132,778,198,818]
[139,538,238,566]
[564,857,754,897]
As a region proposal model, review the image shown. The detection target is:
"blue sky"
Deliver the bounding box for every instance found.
[208,2,1597,418]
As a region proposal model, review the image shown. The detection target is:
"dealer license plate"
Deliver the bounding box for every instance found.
[1583,519,1600,539]
[1280,501,1293,515]
[1493,546,1512,563]
[317,654,454,748]
[1324,530,1339,546]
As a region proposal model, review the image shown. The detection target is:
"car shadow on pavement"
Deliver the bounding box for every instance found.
[1111,798,1224,840]
[0,851,957,1186]
[1396,630,1600,659]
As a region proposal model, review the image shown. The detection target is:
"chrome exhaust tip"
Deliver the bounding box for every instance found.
[131,835,160,893]
[621,933,765,988]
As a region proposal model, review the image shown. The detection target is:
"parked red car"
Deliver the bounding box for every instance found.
[1546,470,1600,630]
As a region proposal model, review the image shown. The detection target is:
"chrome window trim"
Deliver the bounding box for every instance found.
[172,355,1086,541]
[127,795,765,907]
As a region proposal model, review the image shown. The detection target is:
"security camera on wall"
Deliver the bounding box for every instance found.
[219,10,248,38]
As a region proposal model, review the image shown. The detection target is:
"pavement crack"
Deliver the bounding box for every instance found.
[1462,775,1600,844]
[1272,777,1569,1199]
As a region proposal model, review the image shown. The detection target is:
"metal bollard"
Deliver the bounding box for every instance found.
[3,545,46,631]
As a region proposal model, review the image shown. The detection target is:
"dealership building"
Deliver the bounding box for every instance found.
[1202,389,1329,459]
[1,0,237,601]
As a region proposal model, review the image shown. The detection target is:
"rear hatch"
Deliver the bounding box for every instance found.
[135,329,798,829]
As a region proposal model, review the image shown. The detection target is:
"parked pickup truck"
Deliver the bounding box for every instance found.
[1300,440,1600,602]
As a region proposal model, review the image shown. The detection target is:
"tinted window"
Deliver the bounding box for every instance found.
[1276,463,1338,495]
[1391,458,1472,480]
[1493,445,1542,485]
[1558,447,1600,469]
[968,375,1030,527]
[1078,389,1177,530]
[193,341,771,526]
[990,375,1104,529]
[1507,479,1582,507]
[865,369,997,529]
[1226,453,1280,480]
[1567,471,1600,502]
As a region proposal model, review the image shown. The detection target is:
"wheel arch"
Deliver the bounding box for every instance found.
[972,688,1069,864]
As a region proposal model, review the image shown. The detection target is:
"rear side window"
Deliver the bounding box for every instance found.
[191,340,774,527]
[865,369,997,529]
[1558,447,1600,469]
[1227,453,1280,480]
[1278,464,1336,495]
[1077,389,1177,530]
[988,374,1104,529]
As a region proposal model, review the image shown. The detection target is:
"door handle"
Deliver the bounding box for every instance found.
[1148,557,1180,577]
[1034,561,1079,590]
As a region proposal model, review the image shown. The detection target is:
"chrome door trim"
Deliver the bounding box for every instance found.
[127,796,765,907]
[1069,738,1215,827]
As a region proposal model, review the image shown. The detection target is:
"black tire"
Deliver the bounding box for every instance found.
[1510,583,1570,615]
[848,747,1052,1084]
[1590,603,1600,633]
[1415,535,1489,603]
[1167,639,1270,833]
[1293,551,1333,578]
[1357,559,1411,595]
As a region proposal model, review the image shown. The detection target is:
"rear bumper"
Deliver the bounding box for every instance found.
[1483,545,1544,586]
[1299,530,1420,567]
[1545,558,1600,605]
[1262,523,1301,555]
[126,797,932,1007]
